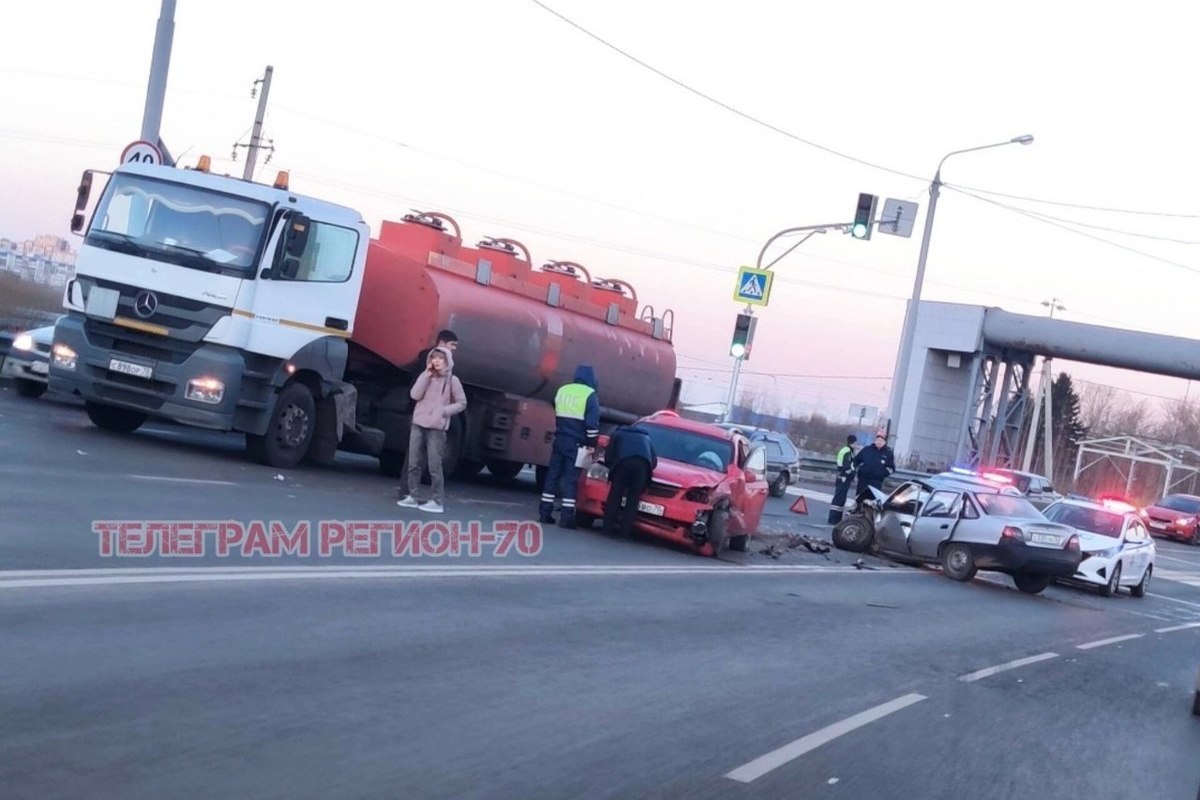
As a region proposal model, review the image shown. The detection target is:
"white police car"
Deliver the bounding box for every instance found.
[1041,497,1155,597]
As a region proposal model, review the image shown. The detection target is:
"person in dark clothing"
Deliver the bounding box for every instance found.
[540,365,600,528]
[853,430,896,502]
[602,424,658,538]
[416,330,458,367]
[827,434,858,524]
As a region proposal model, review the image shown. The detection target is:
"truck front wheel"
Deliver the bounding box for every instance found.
[85,401,147,433]
[247,383,316,468]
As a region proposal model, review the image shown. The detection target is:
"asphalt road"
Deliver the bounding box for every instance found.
[2,385,1200,799]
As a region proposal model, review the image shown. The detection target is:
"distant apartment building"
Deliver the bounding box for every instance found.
[0,234,76,289]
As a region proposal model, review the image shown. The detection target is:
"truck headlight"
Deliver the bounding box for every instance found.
[186,377,225,404]
[13,334,33,352]
[52,343,77,371]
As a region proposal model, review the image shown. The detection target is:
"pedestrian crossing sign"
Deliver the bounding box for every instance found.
[733,266,773,306]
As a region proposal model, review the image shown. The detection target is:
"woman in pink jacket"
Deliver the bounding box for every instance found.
[397,346,467,513]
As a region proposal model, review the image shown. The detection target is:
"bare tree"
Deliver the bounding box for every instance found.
[1078,383,1153,438]
[1155,399,1200,449]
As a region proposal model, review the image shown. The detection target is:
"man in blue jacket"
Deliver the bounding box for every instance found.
[540,365,600,528]
[602,424,657,539]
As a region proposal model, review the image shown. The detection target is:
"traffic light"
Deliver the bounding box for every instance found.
[851,192,878,240]
[729,312,757,360]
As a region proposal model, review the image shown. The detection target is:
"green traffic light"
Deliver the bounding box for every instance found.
[851,223,868,239]
[730,343,747,358]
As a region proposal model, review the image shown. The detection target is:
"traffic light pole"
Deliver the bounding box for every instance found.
[722,350,746,424]
[755,222,856,270]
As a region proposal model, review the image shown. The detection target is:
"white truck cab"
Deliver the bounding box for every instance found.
[51,161,369,465]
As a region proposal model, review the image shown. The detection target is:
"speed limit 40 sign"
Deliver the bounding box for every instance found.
[120,140,162,165]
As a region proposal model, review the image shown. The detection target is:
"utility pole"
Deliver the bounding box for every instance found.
[139,0,176,145]
[237,66,275,180]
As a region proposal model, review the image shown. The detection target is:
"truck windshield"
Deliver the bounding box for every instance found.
[86,173,270,274]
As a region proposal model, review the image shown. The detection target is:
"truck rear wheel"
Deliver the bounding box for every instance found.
[486,459,524,480]
[378,449,405,478]
[456,459,486,477]
[246,383,316,469]
[85,401,147,433]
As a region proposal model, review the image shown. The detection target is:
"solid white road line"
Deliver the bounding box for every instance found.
[126,475,239,486]
[1153,553,1200,568]
[1076,633,1144,650]
[1147,592,1200,610]
[957,652,1059,683]
[0,564,916,578]
[1154,622,1200,634]
[0,564,921,590]
[724,694,927,783]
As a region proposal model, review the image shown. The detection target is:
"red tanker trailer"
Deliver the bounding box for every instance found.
[344,212,679,479]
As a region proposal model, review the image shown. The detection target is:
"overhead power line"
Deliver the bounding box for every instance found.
[528,1,1200,220]
[527,0,925,183]
[949,187,1200,277]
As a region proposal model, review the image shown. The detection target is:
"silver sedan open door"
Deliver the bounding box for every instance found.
[908,490,968,559]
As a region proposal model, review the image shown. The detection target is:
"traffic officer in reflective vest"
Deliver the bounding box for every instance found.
[540,365,600,528]
[827,434,858,524]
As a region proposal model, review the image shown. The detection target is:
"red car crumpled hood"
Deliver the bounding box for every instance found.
[651,458,725,489]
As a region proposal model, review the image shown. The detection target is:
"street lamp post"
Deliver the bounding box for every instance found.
[886,135,1034,448]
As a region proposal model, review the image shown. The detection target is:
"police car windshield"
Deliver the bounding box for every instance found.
[1043,504,1123,538]
[640,424,733,473]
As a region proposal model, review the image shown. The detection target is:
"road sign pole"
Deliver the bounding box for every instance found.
[722,356,744,424]
[139,0,176,145]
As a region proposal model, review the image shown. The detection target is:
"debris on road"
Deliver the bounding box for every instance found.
[75,449,87,456]
[274,474,286,481]
[757,533,833,560]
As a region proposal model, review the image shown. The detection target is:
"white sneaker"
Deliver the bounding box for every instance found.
[418,500,444,514]
[397,496,419,508]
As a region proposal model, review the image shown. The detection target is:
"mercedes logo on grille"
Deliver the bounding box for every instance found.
[133,291,159,319]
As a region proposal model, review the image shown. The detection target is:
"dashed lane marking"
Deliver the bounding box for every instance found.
[1076,633,1144,650]
[957,652,1060,683]
[724,694,927,783]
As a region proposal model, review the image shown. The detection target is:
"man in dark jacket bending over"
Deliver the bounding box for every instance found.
[602,424,658,539]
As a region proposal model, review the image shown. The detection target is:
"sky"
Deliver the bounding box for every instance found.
[2,0,1199,425]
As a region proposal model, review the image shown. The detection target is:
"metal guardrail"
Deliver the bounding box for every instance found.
[795,456,937,489]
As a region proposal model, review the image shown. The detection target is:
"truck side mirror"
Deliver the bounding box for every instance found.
[284,214,311,257]
[271,213,311,281]
[70,170,94,234]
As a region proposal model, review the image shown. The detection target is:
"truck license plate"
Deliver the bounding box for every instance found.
[109,358,153,379]
[637,501,665,516]
[1030,533,1060,545]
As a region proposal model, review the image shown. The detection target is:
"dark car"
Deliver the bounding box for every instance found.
[716,424,801,497]
[1141,494,1200,545]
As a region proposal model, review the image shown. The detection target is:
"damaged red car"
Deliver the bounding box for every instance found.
[574,411,771,556]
